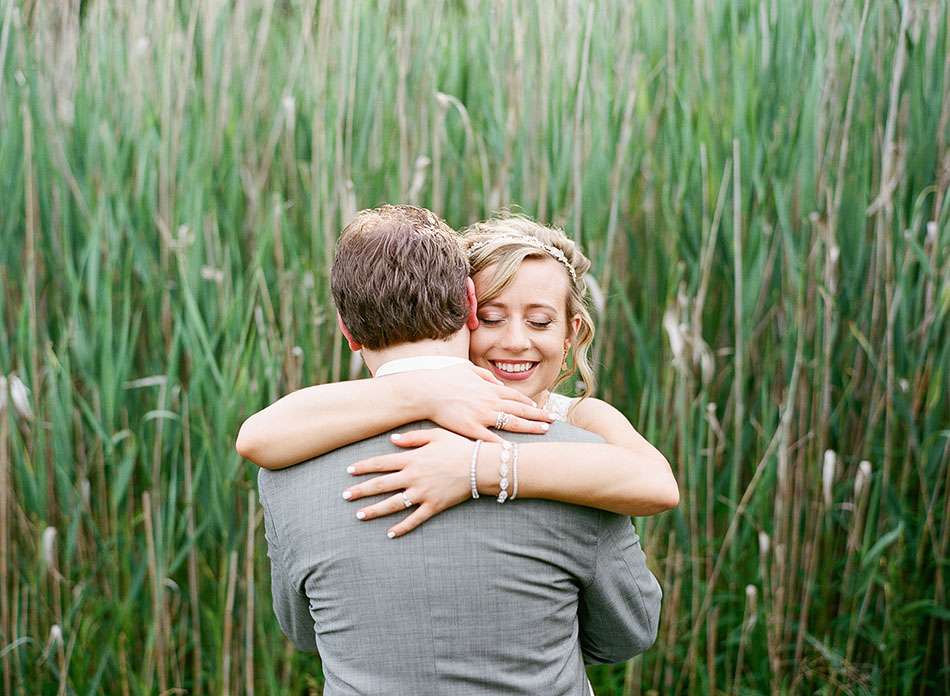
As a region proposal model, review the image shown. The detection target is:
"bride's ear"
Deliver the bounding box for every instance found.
[464,277,479,331]
[564,315,582,353]
[337,314,363,351]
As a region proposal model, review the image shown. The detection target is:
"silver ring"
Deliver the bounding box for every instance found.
[400,492,413,508]
[495,411,512,430]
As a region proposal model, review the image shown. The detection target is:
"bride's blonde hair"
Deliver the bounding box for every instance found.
[461,215,596,411]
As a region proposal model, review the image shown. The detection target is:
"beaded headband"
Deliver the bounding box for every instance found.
[467,235,578,283]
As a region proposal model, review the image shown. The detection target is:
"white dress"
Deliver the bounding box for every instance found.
[542,392,577,422]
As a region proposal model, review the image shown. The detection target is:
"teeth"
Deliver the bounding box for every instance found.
[495,362,534,373]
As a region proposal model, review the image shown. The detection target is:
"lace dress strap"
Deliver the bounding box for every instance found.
[543,392,577,422]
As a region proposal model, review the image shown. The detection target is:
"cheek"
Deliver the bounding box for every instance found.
[468,328,491,363]
[538,336,567,368]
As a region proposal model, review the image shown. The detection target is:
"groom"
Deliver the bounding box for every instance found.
[258,204,662,695]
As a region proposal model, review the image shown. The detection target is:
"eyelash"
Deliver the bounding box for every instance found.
[480,318,552,329]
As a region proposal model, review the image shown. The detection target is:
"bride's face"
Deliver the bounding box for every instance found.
[469,257,580,402]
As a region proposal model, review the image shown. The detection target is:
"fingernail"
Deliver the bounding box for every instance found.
[391,433,402,441]
[387,531,396,539]
[346,465,356,474]
[356,511,366,520]
[342,490,352,499]
[540,423,549,431]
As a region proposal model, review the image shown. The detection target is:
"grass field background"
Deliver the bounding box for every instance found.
[1,0,948,693]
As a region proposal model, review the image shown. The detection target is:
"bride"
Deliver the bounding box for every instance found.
[237,214,679,538]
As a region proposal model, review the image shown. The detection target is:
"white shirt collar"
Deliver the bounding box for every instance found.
[374,355,469,378]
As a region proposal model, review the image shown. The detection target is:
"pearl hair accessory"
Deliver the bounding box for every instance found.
[468,235,577,283]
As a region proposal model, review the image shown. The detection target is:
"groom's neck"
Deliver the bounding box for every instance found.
[361,329,470,376]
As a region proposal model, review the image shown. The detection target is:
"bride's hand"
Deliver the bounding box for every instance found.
[341,428,478,538]
[413,363,554,442]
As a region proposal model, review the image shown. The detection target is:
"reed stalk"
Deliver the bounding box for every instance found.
[0,395,9,696]
[183,400,202,695]
[222,550,238,696]
[142,492,167,694]
[245,489,256,696]
[1,1,945,692]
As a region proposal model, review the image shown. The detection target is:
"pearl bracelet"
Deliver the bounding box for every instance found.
[497,440,513,503]
[470,440,482,499]
[511,442,519,500]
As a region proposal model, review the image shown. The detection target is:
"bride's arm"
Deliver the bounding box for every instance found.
[483,398,679,516]
[235,364,553,469]
[236,373,427,469]
[342,398,678,537]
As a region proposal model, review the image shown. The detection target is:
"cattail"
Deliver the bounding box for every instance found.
[133,36,149,57]
[200,266,224,283]
[854,460,872,499]
[434,91,453,110]
[744,585,759,631]
[585,275,606,318]
[48,623,67,695]
[662,308,686,368]
[42,526,58,571]
[281,94,296,131]
[0,374,34,421]
[822,450,837,507]
[48,624,63,647]
[695,340,715,386]
[407,155,430,204]
[733,585,758,692]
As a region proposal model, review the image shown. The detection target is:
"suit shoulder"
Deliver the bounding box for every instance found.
[543,419,606,444]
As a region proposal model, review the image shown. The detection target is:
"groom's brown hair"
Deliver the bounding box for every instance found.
[331,204,470,350]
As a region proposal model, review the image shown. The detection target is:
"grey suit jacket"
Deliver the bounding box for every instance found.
[259,420,662,696]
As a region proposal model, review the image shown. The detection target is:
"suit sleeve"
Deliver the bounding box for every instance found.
[578,514,663,664]
[259,477,319,654]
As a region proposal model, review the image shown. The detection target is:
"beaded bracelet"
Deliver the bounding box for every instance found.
[510,442,520,500]
[497,440,513,503]
[470,440,482,499]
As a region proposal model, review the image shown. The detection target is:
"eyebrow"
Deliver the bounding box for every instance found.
[480,300,558,312]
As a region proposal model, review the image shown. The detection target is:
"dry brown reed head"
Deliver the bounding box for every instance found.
[461,215,596,403]
[330,205,470,351]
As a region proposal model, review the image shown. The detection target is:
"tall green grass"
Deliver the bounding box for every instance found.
[1,0,947,693]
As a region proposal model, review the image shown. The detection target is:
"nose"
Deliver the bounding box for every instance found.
[499,320,532,352]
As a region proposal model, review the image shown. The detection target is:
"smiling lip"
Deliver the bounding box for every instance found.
[488,360,539,382]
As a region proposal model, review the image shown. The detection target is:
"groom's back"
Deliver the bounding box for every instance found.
[259,421,659,696]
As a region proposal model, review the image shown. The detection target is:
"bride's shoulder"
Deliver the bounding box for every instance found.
[564,396,625,430]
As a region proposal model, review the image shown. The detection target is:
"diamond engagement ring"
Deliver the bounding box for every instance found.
[400,492,413,508]
[494,411,512,430]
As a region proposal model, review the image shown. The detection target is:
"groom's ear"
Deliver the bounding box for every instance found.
[337,314,363,351]
[464,277,479,331]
